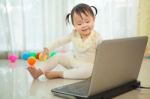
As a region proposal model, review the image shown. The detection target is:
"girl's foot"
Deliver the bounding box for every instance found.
[28,67,43,79]
[45,71,63,79]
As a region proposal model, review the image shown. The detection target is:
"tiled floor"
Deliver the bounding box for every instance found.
[0,59,150,99]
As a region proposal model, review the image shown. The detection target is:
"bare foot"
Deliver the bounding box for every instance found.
[28,67,43,79]
[45,71,63,79]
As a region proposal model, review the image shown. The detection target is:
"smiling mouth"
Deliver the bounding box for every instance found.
[82,29,88,31]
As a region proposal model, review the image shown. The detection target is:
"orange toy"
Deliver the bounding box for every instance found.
[27,57,36,67]
[36,52,41,59]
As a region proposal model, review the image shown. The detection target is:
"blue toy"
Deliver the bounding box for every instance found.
[22,52,30,60]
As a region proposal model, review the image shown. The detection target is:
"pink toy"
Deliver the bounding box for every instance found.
[8,54,18,63]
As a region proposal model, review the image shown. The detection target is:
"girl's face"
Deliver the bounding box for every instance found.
[73,12,95,37]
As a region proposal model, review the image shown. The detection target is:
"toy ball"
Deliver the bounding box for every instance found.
[39,53,48,61]
[36,52,41,59]
[50,51,57,57]
[22,52,30,60]
[8,54,18,63]
[27,57,36,67]
[29,51,36,58]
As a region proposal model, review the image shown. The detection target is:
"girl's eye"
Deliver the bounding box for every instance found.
[78,24,81,25]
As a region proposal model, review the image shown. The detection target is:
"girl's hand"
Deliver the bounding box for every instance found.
[43,47,49,56]
[39,48,49,61]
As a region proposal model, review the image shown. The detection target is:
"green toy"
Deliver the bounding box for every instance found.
[50,51,57,57]
[29,51,36,58]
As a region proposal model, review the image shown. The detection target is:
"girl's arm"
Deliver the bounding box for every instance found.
[45,34,72,54]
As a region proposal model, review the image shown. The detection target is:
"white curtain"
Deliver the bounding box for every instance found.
[0,0,139,58]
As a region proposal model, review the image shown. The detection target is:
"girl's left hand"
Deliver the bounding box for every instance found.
[43,47,49,56]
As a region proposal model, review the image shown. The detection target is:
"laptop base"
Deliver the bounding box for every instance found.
[52,80,140,99]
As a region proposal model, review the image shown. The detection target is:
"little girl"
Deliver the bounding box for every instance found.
[28,3,102,80]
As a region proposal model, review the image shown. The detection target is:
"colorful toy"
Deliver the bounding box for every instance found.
[27,57,36,67]
[36,52,41,59]
[38,50,58,61]
[50,50,57,57]
[8,54,18,63]
[22,52,30,60]
[39,52,48,61]
[30,51,36,58]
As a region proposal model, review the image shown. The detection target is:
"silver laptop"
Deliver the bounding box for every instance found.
[51,36,148,99]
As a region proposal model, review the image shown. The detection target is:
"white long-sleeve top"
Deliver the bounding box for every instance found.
[47,30,102,64]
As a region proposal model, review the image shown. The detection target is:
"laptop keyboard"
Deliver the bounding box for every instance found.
[58,79,91,96]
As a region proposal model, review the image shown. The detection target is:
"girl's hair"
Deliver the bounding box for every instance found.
[66,3,98,25]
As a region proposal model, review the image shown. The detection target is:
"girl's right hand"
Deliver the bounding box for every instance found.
[39,48,49,60]
[43,47,49,55]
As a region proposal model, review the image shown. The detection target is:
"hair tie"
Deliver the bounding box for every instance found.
[66,13,71,24]
[91,6,98,16]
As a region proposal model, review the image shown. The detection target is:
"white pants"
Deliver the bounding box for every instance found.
[39,53,93,79]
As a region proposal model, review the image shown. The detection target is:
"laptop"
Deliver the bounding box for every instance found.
[51,36,148,99]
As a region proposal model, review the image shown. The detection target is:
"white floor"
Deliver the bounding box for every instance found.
[0,59,150,99]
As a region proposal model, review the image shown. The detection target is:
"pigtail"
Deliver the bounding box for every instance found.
[65,13,71,25]
[91,6,98,16]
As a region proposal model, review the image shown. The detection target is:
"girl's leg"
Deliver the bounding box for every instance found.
[40,53,73,72]
[44,53,73,79]
[45,71,63,79]
[28,53,73,79]
[63,64,93,79]
[28,55,61,79]
[44,56,94,79]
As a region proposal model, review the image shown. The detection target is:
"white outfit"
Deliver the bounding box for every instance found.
[40,30,102,79]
